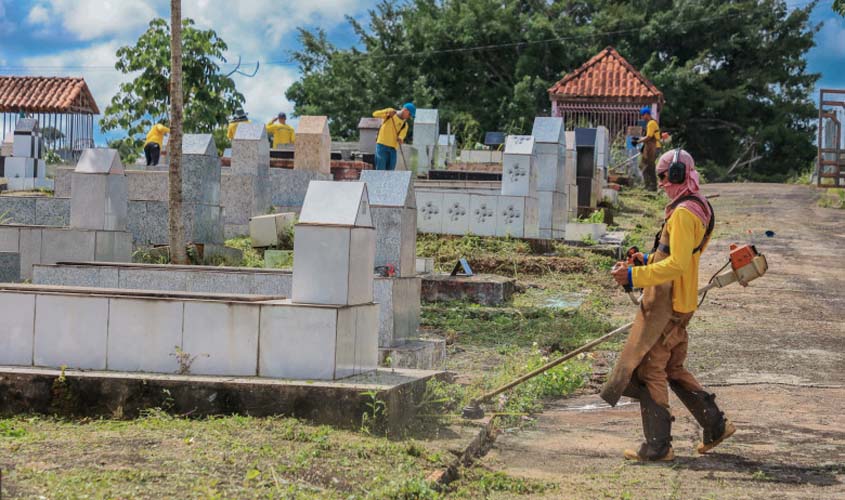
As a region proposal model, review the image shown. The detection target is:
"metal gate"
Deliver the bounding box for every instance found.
[818,89,845,187]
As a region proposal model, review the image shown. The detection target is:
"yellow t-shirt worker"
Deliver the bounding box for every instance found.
[372,102,415,170]
[143,122,170,166]
[227,109,250,140]
[266,112,295,147]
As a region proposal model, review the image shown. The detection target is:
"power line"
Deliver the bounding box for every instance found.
[0,0,825,72]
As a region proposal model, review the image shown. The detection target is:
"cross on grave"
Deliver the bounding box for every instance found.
[474,202,495,223]
[421,201,440,221]
[501,204,523,224]
[447,201,466,222]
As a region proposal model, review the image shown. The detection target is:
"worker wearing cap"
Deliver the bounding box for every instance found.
[267,112,295,148]
[637,107,662,191]
[606,149,734,462]
[227,109,250,141]
[372,102,415,171]
[143,121,170,166]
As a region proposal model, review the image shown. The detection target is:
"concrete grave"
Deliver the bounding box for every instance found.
[502,135,537,197]
[414,109,439,173]
[292,181,375,306]
[358,117,382,154]
[69,149,128,231]
[6,118,51,191]
[223,126,271,236]
[359,170,416,277]
[249,212,295,248]
[294,116,331,175]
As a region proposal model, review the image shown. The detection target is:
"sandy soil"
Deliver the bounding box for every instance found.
[483,183,845,499]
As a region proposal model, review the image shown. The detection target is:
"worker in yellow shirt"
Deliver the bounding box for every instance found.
[227,109,250,141]
[637,106,662,191]
[143,121,170,166]
[607,149,734,462]
[372,102,415,170]
[266,112,295,148]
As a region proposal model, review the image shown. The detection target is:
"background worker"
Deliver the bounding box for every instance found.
[605,149,734,462]
[266,112,295,147]
[227,109,250,140]
[637,107,662,191]
[143,120,170,167]
[372,102,416,171]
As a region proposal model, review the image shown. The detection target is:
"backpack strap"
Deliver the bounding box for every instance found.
[651,196,715,255]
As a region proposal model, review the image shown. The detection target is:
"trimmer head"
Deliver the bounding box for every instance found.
[461,404,485,420]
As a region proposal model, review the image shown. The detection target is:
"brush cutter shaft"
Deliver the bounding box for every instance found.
[467,253,768,409]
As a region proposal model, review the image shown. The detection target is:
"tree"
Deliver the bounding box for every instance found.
[101,17,244,162]
[287,0,819,181]
[168,0,188,265]
[835,0,844,15]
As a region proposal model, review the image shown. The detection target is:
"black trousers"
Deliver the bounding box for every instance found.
[144,142,161,166]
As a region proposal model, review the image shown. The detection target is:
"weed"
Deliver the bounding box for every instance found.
[751,470,772,481]
[0,419,27,438]
[224,236,264,267]
[171,345,207,375]
[579,209,605,224]
[818,188,845,209]
[360,390,387,434]
[452,470,553,497]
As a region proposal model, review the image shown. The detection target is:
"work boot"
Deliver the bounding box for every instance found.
[669,382,736,454]
[624,385,674,461]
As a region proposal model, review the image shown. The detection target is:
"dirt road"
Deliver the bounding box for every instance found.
[484,184,845,499]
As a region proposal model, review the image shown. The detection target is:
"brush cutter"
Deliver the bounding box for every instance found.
[461,244,768,420]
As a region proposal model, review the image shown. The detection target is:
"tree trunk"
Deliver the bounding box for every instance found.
[168,0,188,264]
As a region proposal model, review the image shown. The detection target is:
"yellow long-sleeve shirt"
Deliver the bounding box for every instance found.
[373,108,408,150]
[632,207,708,313]
[645,119,662,148]
[144,124,170,146]
[266,121,295,147]
[227,120,251,140]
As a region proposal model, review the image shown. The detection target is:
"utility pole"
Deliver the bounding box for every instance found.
[168,0,188,264]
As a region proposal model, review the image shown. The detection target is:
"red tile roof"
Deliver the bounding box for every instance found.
[549,47,662,102]
[0,76,100,114]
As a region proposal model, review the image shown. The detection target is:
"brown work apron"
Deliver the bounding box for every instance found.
[600,227,675,407]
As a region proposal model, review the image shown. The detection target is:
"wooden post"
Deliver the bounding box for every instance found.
[168,0,188,264]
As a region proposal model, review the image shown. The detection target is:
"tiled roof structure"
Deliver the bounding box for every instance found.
[0,76,100,114]
[549,47,663,102]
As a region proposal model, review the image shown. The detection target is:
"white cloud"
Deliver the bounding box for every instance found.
[26,5,49,25]
[14,0,375,139]
[27,0,156,40]
[233,65,300,125]
[817,16,845,57]
[21,42,127,121]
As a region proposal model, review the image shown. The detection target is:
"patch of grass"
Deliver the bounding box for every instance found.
[817,188,845,209]
[417,234,531,271]
[422,303,613,352]
[0,414,449,498]
[225,236,264,267]
[613,187,665,251]
[451,470,554,497]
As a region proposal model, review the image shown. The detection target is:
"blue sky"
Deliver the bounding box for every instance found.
[0,0,843,145]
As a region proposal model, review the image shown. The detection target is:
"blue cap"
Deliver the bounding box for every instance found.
[402,102,416,119]
[639,106,651,116]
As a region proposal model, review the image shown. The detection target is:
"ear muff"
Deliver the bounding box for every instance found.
[667,148,686,184]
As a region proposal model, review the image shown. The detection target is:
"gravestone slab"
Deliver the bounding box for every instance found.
[70,172,128,231]
[231,123,270,176]
[502,135,537,197]
[299,181,372,227]
[75,148,124,175]
[35,197,70,226]
[182,133,217,157]
[294,116,331,174]
[0,252,20,282]
[358,117,382,154]
[531,117,565,145]
[249,212,296,248]
[359,170,415,208]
